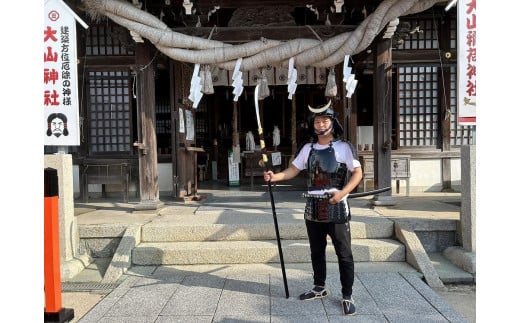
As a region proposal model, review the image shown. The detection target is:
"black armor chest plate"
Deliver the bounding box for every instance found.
[307,142,348,191]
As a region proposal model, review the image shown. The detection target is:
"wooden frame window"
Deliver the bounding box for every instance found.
[85,23,134,56]
[400,18,439,50]
[86,70,134,154]
[396,65,473,148]
[155,67,172,156]
[398,66,439,147]
[195,101,208,145]
[396,12,456,51]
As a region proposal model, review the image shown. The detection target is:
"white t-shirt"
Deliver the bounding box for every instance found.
[292,140,361,199]
[292,140,360,171]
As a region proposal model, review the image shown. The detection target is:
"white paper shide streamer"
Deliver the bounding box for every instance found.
[343,55,358,98]
[188,63,203,108]
[232,58,244,101]
[287,57,297,99]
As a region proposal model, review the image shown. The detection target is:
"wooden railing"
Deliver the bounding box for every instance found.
[359,154,411,196]
[79,160,134,202]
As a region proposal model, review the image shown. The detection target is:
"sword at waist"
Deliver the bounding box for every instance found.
[302,187,391,200]
[302,192,332,200]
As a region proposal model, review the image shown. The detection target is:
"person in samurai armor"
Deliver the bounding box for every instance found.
[263,100,362,315]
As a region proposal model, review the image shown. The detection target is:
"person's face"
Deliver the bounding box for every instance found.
[313,116,332,135]
[51,117,64,137]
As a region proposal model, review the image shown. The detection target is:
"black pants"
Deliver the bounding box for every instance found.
[305,219,354,298]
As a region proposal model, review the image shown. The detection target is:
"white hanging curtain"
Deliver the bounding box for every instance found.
[257,68,270,100]
[201,65,214,94]
[325,68,337,98]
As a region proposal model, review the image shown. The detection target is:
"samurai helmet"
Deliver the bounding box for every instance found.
[307,100,344,138]
[308,100,335,118]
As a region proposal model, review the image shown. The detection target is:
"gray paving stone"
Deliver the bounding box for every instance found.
[212,314,270,322]
[271,315,327,323]
[155,315,213,323]
[402,273,468,323]
[385,313,449,322]
[97,316,156,323]
[104,278,176,317]
[357,272,438,314]
[348,277,384,315]
[160,274,225,315]
[214,274,270,317]
[105,275,140,298]
[328,314,388,323]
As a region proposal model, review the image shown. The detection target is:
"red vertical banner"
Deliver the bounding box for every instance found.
[457,0,477,126]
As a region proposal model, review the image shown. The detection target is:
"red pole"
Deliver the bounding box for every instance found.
[44,194,61,313]
[44,168,74,323]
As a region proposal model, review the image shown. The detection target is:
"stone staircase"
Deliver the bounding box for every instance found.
[131,193,406,266]
[72,189,473,288]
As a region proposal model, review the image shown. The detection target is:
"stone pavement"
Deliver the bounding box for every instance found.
[74,263,468,323]
[62,181,475,322]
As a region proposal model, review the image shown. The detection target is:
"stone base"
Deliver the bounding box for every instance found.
[371,195,397,206]
[443,246,476,274]
[184,194,207,203]
[61,254,92,280]
[441,187,455,193]
[44,308,74,323]
[134,200,165,210]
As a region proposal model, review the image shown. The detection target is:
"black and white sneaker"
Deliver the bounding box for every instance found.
[341,296,356,315]
[299,286,328,300]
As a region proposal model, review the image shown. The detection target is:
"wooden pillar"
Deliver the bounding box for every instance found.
[135,42,162,209]
[291,97,297,156]
[339,61,358,147]
[346,95,358,148]
[169,60,179,197]
[441,65,453,192]
[172,61,188,198]
[440,15,454,192]
[232,101,239,147]
[372,35,395,205]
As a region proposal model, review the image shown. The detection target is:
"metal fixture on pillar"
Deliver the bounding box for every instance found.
[183,0,194,15]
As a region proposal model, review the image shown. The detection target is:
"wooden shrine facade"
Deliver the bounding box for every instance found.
[45,1,472,208]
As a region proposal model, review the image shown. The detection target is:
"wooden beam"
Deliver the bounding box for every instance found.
[165,0,381,10]
[172,25,355,43]
[392,49,457,64]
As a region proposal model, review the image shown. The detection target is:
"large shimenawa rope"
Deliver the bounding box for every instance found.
[82,0,444,71]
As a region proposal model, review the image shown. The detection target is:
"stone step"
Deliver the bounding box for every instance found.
[132,238,405,265]
[141,213,395,242]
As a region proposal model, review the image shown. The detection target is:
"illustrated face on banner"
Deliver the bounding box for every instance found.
[51,117,65,137]
[46,113,69,138]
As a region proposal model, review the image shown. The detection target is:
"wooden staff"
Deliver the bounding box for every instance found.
[254,84,289,298]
